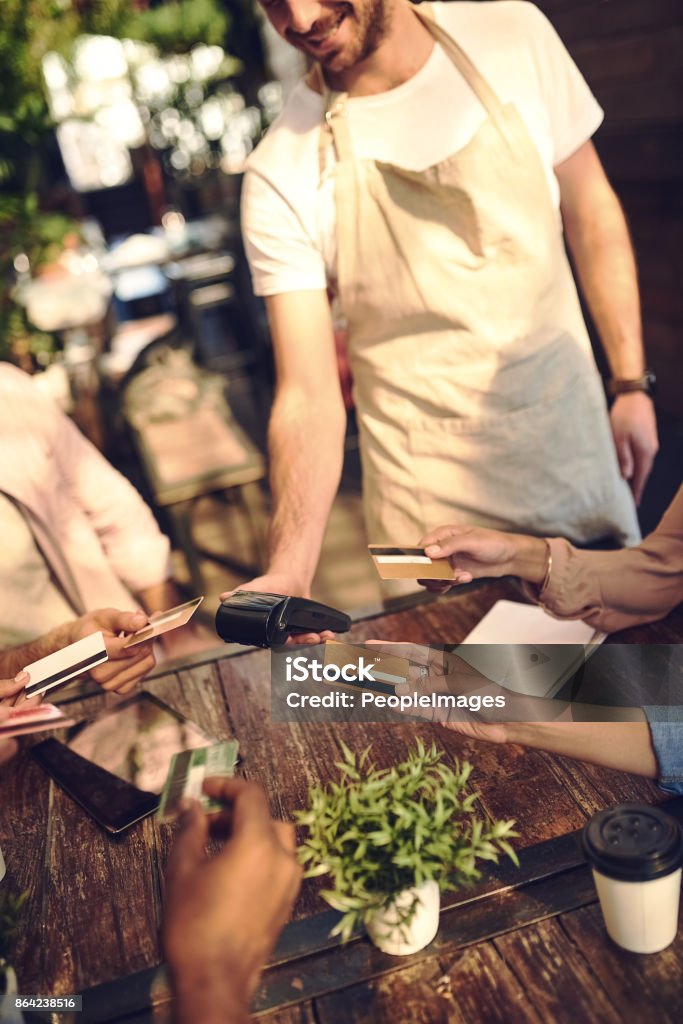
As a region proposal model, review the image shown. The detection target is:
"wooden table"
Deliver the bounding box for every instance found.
[2,582,682,1024]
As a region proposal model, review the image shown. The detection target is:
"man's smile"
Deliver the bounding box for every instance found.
[288,5,353,56]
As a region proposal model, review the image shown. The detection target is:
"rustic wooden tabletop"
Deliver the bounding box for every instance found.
[2,582,682,1024]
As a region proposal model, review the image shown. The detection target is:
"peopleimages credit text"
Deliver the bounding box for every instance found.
[284,690,506,712]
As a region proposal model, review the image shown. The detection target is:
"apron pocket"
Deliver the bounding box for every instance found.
[407,374,633,543]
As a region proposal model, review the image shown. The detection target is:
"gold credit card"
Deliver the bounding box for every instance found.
[368,545,455,580]
[123,597,204,648]
[323,640,411,693]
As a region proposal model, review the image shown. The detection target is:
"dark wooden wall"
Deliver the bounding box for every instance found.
[536,0,683,415]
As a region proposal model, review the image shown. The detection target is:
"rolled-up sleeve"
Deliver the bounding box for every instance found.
[643,706,683,795]
[522,488,683,633]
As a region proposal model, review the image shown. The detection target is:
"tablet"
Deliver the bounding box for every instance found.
[31,694,218,834]
[67,692,214,794]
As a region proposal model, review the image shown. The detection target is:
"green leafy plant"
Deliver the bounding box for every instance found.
[295,740,518,943]
[0,888,27,975]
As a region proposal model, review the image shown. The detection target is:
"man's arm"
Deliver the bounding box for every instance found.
[0,609,155,696]
[241,290,347,597]
[0,624,75,680]
[556,141,658,504]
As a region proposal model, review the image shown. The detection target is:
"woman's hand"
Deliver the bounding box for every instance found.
[416,525,548,592]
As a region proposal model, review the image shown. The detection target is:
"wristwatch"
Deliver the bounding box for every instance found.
[607,369,657,398]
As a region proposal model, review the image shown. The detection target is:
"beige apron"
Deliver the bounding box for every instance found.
[320,5,639,548]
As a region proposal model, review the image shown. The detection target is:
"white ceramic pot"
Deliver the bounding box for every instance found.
[365,879,440,955]
[1,963,24,1023]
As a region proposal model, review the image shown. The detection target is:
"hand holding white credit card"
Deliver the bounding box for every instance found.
[23,631,108,699]
[122,597,203,648]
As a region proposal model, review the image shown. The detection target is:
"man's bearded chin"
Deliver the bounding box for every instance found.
[287,0,393,71]
[354,0,392,66]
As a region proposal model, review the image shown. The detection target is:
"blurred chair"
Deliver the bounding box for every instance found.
[122,350,266,596]
[166,247,273,421]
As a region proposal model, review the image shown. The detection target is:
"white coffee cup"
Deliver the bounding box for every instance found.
[583,803,683,954]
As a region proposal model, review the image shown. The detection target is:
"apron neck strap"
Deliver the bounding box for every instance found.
[317,73,353,172]
[318,3,510,170]
[413,4,508,120]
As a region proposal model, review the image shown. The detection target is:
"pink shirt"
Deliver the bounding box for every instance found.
[0,365,171,628]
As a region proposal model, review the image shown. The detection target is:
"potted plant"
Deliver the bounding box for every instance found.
[295,741,518,955]
[0,888,27,1023]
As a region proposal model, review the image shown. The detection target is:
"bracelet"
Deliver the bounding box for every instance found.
[539,539,553,597]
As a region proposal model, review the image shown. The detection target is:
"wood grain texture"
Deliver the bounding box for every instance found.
[252,856,601,1017]
[256,1006,318,1024]
[560,904,683,1024]
[493,918,623,1024]
[2,584,681,1020]
[43,784,162,994]
[436,943,544,1024]
[0,749,51,996]
[315,956,454,1024]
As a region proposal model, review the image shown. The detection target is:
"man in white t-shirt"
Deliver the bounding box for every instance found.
[239,0,657,602]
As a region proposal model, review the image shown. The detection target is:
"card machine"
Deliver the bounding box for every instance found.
[215,591,351,648]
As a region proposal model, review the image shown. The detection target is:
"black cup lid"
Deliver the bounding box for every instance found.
[582,803,683,881]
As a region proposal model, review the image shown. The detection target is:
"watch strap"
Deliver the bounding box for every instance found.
[607,370,656,397]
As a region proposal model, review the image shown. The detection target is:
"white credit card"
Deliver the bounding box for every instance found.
[23,631,108,698]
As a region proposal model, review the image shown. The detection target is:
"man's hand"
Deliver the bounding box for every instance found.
[390,655,576,749]
[70,609,156,694]
[221,572,311,602]
[394,671,512,743]
[220,576,335,645]
[365,641,509,733]
[163,778,302,1024]
[609,392,658,505]
[0,678,42,758]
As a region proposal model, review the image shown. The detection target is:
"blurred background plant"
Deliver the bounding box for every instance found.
[0,887,27,979]
[0,0,272,364]
[124,0,229,51]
